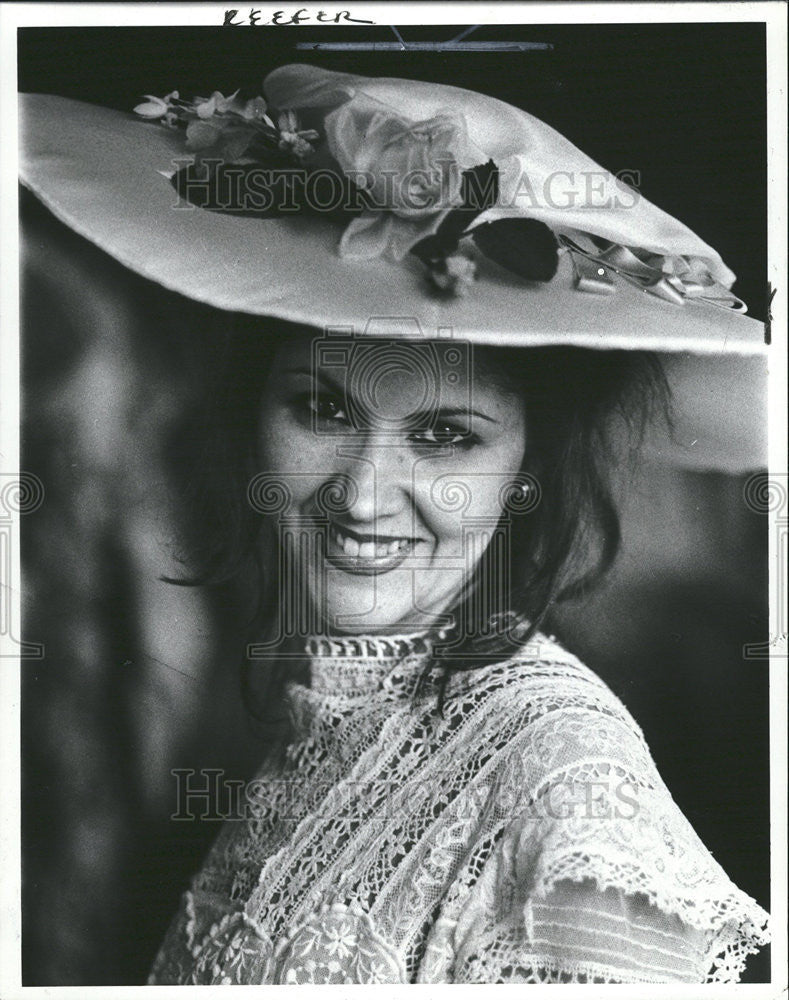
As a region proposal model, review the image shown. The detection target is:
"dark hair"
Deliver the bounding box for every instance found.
[168,313,670,718]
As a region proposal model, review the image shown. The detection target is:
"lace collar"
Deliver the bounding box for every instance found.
[302,631,439,698]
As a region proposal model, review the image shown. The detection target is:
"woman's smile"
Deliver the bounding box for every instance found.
[325,519,420,574]
[257,333,527,633]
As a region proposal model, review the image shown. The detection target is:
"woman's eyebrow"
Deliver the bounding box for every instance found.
[282,367,498,424]
[283,365,343,390]
[432,407,499,425]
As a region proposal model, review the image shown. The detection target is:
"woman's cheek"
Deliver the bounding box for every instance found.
[414,478,493,557]
[257,407,319,472]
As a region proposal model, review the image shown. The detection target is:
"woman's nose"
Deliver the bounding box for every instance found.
[337,432,409,523]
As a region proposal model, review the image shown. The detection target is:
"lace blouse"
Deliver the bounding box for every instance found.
[149,632,769,984]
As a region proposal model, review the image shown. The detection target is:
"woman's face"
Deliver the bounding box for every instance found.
[257,333,527,634]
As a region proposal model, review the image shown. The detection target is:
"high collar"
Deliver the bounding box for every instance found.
[302,631,438,699]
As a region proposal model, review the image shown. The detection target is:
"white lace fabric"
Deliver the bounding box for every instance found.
[149,632,769,985]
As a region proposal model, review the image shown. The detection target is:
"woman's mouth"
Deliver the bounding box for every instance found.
[325,521,418,575]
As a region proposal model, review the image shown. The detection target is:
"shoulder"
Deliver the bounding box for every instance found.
[440,631,650,761]
[438,632,659,824]
[431,634,769,984]
[444,631,629,703]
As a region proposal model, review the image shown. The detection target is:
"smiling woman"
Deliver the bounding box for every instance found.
[19,51,771,986]
[188,323,665,674]
[258,334,528,631]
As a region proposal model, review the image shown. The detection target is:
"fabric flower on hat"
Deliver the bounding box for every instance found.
[277,110,320,159]
[133,87,324,168]
[133,90,180,127]
[324,100,480,260]
[428,252,477,296]
[134,95,172,119]
[194,89,244,118]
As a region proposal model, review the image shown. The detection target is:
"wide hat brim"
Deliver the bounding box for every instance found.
[18,92,767,471]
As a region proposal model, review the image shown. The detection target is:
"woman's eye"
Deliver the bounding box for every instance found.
[410,424,474,448]
[306,394,349,425]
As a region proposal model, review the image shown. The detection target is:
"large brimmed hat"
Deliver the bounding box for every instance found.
[18,64,767,471]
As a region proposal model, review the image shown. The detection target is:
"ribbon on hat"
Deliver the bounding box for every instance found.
[560,234,747,312]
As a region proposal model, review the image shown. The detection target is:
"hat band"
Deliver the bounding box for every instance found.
[560,235,747,312]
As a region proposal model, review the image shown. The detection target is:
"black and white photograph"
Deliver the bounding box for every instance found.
[1,2,786,993]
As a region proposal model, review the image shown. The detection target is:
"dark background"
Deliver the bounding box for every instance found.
[19,21,770,985]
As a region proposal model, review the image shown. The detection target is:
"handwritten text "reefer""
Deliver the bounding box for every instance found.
[224,8,376,26]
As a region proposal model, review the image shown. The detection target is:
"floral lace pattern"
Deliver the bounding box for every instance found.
[274,902,405,984]
[149,632,769,985]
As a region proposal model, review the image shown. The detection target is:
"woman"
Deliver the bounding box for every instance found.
[19,61,770,983]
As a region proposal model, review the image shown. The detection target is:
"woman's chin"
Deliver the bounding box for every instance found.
[307,567,465,635]
[316,599,431,635]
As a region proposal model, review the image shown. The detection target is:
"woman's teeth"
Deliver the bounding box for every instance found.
[331,527,411,559]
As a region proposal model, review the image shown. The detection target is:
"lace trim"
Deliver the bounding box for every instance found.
[305,632,434,660]
[488,794,771,986]
[303,631,435,696]
[530,870,769,984]
[300,632,580,702]
[459,952,669,984]
[536,867,769,942]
